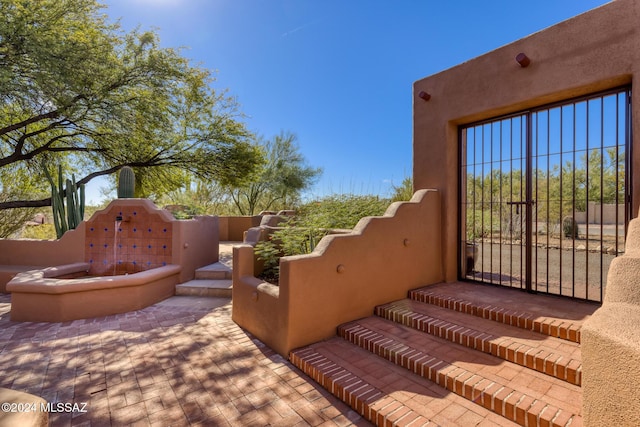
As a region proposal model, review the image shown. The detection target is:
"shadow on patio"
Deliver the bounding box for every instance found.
[0,294,369,426]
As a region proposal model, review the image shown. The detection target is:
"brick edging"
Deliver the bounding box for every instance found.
[409,289,581,343]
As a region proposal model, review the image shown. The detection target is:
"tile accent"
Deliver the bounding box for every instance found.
[85,203,173,276]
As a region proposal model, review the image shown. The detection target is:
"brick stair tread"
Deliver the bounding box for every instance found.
[377,299,582,385]
[291,338,519,427]
[410,282,599,343]
[339,316,582,427]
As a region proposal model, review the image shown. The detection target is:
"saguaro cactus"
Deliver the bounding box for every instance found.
[117,166,136,198]
[45,165,85,239]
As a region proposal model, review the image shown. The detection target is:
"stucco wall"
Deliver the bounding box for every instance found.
[232,189,443,356]
[413,0,640,282]
[1,200,219,290]
[0,224,85,267]
[218,216,261,241]
[412,2,640,425]
[582,214,640,426]
[0,224,85,292]
[172,215,219,283]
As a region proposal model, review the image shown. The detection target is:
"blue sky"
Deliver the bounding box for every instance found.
[90,0,611,203]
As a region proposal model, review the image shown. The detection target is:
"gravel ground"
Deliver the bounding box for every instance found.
[468,241,618,302]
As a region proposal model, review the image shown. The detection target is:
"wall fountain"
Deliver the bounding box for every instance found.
[6,167,220,322]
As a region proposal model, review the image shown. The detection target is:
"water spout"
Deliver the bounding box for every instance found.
[113,220,122,275]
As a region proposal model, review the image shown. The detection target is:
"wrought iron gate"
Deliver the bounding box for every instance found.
[460,87,631,302]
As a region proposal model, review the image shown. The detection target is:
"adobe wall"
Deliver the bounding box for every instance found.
[85,199,175,275]
[412,1,640,425]
[172,215,219,283]
[0,225,85,292]
[0,224,85,267]
[582,213,640,426]
[217,216,262,241]
[0,200,219,289]
[413,0,640,282]
[232,189,443,356]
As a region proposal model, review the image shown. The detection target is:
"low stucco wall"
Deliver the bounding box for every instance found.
[7,263,181,322]
[0,223,85,266]
[0,224,85,293]
[172,215,219,283]
[232,189,443,356]
[582,217,640,426]
[218,216,261,241]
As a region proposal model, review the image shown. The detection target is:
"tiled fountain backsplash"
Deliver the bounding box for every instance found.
[85,202,174,275]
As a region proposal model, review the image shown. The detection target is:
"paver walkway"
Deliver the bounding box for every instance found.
[0,241,368,427]
[0,293,369,426]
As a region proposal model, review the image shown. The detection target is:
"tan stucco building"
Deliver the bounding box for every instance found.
[413,1,640,424]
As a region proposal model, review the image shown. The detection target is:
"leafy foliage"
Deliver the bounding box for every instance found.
[20,223,56,240]
[227,132,321,215]
[158,179,237,217]
[0,163,45,237]
[0,0,261,210]
[255,194,390,283]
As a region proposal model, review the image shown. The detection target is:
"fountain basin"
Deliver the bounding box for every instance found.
[7,262,181,322]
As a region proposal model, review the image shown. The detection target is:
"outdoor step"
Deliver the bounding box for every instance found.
[376,299,582,385]
[194,262,232,280]
[290,338,519,427]
[338,316,582,427]
[175,279,232,297]
[409,282,599,344]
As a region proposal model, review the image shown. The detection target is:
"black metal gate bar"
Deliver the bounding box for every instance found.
[459,86,631,303]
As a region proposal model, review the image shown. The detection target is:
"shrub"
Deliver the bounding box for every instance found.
[562,216,579,238]
[297,194,389,230]
[254,239,281,281]
[254,194,390,283]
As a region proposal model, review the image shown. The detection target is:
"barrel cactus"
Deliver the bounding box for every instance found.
[117,166,136,198]
[562,216,579,239]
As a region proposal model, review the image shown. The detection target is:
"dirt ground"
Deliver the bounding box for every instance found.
[466,230,624,303]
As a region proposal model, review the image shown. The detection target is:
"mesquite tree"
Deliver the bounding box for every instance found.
[0,0,261,215]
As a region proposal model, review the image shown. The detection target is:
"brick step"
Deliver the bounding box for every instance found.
[376,299,582,385]
[290,339,519,427]
[338,316,582,427]
[194,262,232,280]
[409,283,599,344]
[175,279,231,297]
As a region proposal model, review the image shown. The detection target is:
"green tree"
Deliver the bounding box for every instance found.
[228,132,322,215]
[0,0,261,210]
[158,178,236,217]
[0,162,45,237]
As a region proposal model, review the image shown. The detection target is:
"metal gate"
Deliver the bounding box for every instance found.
[460,87,631,302]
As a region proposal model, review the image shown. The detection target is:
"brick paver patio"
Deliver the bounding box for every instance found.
[0,293,369,426]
